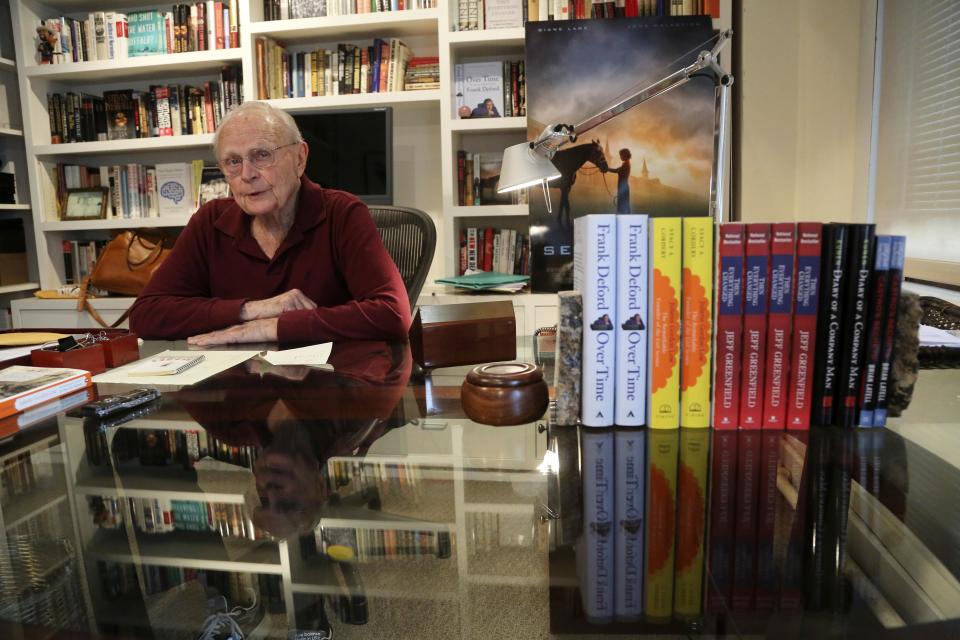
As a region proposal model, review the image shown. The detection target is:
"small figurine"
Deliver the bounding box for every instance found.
[36,23,59,65]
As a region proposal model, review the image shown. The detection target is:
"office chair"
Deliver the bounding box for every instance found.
[368,206,436,311]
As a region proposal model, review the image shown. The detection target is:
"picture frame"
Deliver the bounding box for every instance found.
[63,187,108,220]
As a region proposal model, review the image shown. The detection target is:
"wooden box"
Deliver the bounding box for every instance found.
[103,333,140,367]
[409,301,516,369]
[32,342,107,374]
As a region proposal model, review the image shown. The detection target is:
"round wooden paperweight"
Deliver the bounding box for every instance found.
[461,362,549,426]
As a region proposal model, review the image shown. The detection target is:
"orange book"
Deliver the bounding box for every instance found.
[0,366,93,421]
[648,217,682,428]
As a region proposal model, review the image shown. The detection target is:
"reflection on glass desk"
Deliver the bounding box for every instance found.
[0,340,958,639]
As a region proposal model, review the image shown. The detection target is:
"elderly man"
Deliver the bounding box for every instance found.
[129,101,410,344]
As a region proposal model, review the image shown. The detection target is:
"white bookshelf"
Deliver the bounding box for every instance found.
[23,49,243,81]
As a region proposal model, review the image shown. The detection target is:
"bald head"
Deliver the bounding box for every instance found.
[213,101,303,157]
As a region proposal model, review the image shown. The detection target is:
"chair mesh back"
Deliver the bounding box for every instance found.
[368,206,437,311]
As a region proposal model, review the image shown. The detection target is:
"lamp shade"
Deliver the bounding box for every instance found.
[497,142,561,193]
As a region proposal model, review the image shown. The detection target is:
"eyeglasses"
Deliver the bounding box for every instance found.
[219,142,299,177]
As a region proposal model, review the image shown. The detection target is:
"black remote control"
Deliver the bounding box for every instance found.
[82,388,161,418]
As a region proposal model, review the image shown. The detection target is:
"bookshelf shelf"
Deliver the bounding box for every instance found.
[451,204,528,218]
[0,127,24,137]
[75,471,249,504]
[448,27,525,49]
[42,215,193,232]
[263,90,441,113]
[0,56,16,71]
[87,529,283,573]
[0,282,39,295]
[23,49,243,82]
[292,560,459,600]
[450,117,526,132]
[2,479,68,531]
[249,9,441,42]
[0,203,31,210]
[33,133,215,157]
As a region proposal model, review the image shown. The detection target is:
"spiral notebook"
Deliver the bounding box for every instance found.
[126,354,206,376]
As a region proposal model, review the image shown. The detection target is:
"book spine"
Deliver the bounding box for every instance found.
[812,223,850,426]
[680,217,712,428]
[739,223,770,428]
[857,236,892,427]
[712,224,745,429]
[614,428,644,621]
[823,430,853,612]
[644,428,678,620]
[872,236,906,427]
[753,431,781,610]
[673,427,709,618]
[648,217,681,428]
[761,223,796,428]
[575,214,617,427]
[615,214,648,426]
[803,428,830,611]
[731,430,760,610]
[785,223,823,429]
[580,429,615,623]
[837,224,875,427]
[706,431,738,613]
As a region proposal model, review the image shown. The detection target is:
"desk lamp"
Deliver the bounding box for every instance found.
[498,29,734,221]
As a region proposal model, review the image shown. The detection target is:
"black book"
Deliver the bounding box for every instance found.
[802,427,830,611]
[811,223,849,426]
[103,89,137,140]
[823,430,853,613]
[873,236,907,427]
[837,224,875,427]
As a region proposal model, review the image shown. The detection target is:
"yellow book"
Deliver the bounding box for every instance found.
[645,428,679,622]
[648,217,682,428]
[681,217,714,427]
[673,428,710,618]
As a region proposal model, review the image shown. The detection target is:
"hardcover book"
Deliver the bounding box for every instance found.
[680,217,712,428]
[0,366,94,420]
[614,427,644,621]
[673,428,709,618]
[857,236,892,427]
[578,429,615,623]
[872,236,906,427]
[574,214,617,427]
[615,214,648,426]
[525,16,715,291]
[127,10,166,57]
[103,90,137,140]
[712,224,745,429]
[812,223,850,426]
[645,428,679,621]
[155,162,193,216]
[455,61,504,118]
[761,223,796,429]
[837,224,875,428]
[739,224,770,428]
[648,217,681,429]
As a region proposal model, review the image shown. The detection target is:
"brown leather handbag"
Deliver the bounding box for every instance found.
[77,231,171,327]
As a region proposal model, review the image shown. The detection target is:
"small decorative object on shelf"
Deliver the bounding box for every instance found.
[63,188,108,221]
[461,361,549,426]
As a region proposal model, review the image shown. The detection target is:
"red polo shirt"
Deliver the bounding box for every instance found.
[129,178,410,342]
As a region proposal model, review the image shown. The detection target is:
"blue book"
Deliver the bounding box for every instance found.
[614,428,644,621]
[127,10,166,57]
[858,236,892,427]
[579,429,615,623]
[873,236,906,427]
[371,39,383,92]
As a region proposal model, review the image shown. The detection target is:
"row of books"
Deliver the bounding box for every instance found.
[574,215,906,431]
[38,5,239,65]
[1,451,46,500]
[88,495,267,539]
[255,36,419,99]
[326,457,424,500]
[457,227,531,276]
[453,0,718,30]
[713,223,906,430]
[85,425,260,470]
[98,561,275,608]
[47,68,242,144]
[454,60,526,119]
[457,150,527,207]
[263,0,437,20]
[62,240,108,289]
[316,526,453,561]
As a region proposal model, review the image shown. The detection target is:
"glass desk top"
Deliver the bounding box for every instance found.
[0,340,959,639]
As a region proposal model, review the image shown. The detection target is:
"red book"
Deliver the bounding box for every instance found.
[761,223,795,429]
[753,432,781,610]
[458,229,467,275]
[705,431,736,612]
[738,224,771,428]
[214,2,225,49]
[482,227,494,272]
[785,223,823,429]
[712,224,745,429]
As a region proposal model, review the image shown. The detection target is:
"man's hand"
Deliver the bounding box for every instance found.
[240,289,316,321]
[188,318,279,346]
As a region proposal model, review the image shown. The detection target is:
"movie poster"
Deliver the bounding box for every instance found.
[526,16,716,292]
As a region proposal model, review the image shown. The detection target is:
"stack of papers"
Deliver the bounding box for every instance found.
[435,270,529,293]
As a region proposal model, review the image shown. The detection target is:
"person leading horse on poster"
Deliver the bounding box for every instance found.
[602,148,632,214]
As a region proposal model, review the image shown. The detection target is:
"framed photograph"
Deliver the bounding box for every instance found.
[63,187,108,220]
[196,166,230,208]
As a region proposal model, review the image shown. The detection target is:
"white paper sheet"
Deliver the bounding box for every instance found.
[919,324,960,348]
[260,342,333,368]
[92,349,260,386]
